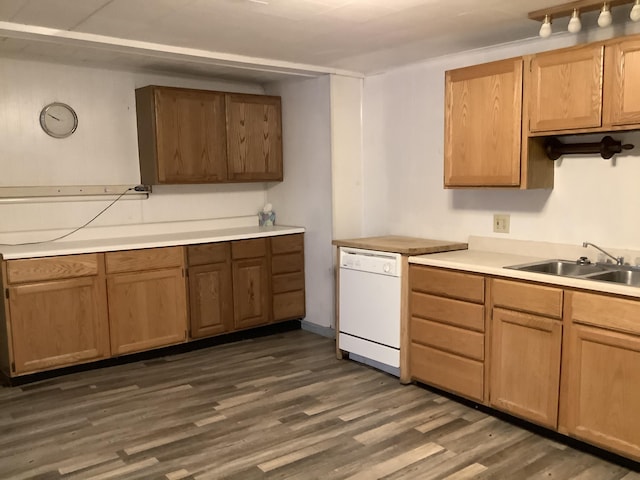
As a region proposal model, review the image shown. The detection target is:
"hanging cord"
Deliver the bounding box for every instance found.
[0,187,134,247]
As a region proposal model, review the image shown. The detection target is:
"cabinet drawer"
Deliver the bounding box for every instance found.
[273,290,305,321]
[411,343,484,402]
[410,266,484,303]
[105,247,184,274]
[271,234,303,254]
[231,238,266,260]
[187,242,230,266]
[492,279,563,319]
[272,252,303,275]
[411,292,484,332]
[411,317,484,361]
[273,272,305,294]
[571,291,640,336]
[6,254,100,284]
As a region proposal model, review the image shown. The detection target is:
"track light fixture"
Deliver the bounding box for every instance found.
[631,0,640,20]
[530,0,640,36]
[598,2,613,26]
[568,8,582,32]
[540,15,553,37]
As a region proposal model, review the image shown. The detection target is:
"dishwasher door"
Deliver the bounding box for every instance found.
[338,248,402,369]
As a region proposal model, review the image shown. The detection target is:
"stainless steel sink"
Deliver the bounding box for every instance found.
[504,259,607,277]
[584,269,640,287]
[505,259,640,288]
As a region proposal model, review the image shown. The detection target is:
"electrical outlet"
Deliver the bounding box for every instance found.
[493,214,510,234]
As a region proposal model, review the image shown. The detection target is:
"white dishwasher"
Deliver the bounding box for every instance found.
[338,247,402,375]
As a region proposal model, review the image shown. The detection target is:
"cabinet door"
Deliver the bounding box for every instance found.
[226,94,283,182]
[8,277,109,374]
[232,257,269,329]
[490,308,562,429]
[444,58,523,187]
[107,268,187,355]
[188,263,233,338]
[154,87,227,183]
[529,45,604,132]
[564,324,640,460]
[604,38,640,127]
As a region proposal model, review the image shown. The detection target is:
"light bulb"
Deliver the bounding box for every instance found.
[631,0,640,21]
[598,3,612,27]
[568,9,582,33]
[539,15,552,38]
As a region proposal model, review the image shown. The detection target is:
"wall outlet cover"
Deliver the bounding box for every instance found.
[493,214,510,234]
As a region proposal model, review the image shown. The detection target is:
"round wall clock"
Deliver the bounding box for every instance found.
[39,102,78,138]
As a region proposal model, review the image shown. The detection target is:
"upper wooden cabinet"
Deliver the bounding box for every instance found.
[528,35,640,134]
[135,86,283,184]
[528,44,604,133]
[226,94,283,182]
[136,86,228,184]
[445,58,523,187]
[604,37,640,127]
[444,59,552,189]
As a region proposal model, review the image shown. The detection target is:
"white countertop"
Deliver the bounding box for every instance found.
[0,225,305,260]
[409,248,640,299]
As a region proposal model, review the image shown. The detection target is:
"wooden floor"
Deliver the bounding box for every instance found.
[1,329,639,480]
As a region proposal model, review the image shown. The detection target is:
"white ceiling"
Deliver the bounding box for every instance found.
[0,0,563,81]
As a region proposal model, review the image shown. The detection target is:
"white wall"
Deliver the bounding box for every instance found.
[330,75,364,240]
[362,27,640,251]
[265,75,334,330]
[0,57,267,236]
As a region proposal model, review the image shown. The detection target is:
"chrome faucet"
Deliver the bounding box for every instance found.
[582,242,624,265]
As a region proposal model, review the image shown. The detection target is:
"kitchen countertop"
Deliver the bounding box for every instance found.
[0,225,305,260]
[409,248,640,299]
[332,235,468,255]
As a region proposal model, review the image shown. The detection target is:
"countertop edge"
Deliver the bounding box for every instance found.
[1,226,305,260]
[409,250,640,299]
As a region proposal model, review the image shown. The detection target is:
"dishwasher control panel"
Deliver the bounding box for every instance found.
[339,247,401,277]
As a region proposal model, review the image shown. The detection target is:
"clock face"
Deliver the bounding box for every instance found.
[39,102,78,138]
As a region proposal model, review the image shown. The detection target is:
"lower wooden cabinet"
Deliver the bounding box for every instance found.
[489,279,563,429]
[187,243,233,338]
[7,276,110,374]
[562,291,640,460]
[0,234,305,378]
[186,235,306,337]
[490,307,562,429]
[2,253,110,375]
[271,234,305,322]
[188,263,233,338]
[409,265,485,402]
[107,268,188,355]
[232,256,270,329]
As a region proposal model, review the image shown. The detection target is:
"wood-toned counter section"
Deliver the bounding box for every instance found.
[332,236,467,255]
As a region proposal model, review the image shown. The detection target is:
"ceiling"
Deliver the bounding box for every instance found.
[0,0,562,81]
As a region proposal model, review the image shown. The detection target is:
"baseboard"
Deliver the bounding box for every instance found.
[301,320,335,339]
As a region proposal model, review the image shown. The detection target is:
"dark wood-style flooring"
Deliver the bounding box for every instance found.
[0,329,639,480]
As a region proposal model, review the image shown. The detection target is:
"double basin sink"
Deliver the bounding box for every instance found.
[505,259,640,287]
